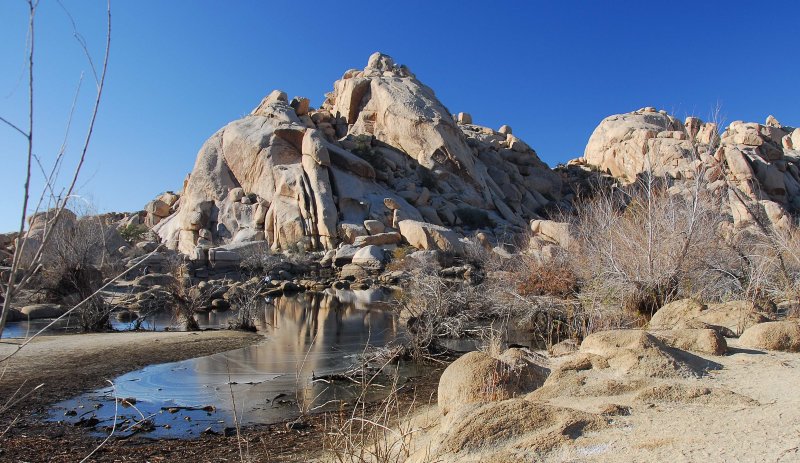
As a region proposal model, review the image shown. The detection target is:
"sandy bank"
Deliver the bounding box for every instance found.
[0,330,262,414]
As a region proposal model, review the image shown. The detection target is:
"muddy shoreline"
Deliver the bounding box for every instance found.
[0,329,444,462]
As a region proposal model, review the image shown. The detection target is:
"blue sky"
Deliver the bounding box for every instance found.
[2,1,799,232]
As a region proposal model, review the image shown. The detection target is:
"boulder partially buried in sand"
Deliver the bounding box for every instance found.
[650,298,771,335]
[425,399,606,462]
[649,328,728,356]
[579,329,717,378]
[738,320,800,352]
[437,349,549,417]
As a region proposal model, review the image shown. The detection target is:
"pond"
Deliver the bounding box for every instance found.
[46,288,425,438]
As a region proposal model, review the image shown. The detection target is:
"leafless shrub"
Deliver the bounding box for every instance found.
[239,247,314,279]
[566,176,725,318]
[227,281,263,332]
[395,269,506,359]
[516,255,578,298]
[162,257,201,331]
[25,206,121,331]
[724,219,800,305]
[323,369,421,463]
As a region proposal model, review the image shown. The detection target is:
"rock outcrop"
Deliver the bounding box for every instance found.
[151,52,562,263]
[575,107,800,231]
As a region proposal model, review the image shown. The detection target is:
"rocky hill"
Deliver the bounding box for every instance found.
[132,52,799,270]
[147,53,562,262]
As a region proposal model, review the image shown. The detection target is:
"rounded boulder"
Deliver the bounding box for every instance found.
[738,321,800,352]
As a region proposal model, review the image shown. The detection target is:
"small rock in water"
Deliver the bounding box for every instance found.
[117,397,137,407]
[202,426,219,436]
[75,416,99,428]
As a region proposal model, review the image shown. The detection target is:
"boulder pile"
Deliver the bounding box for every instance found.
[573,107,800,232]
[146,52,564,270]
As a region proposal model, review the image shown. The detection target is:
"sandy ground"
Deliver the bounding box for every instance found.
[551,342,800,463]
[398,341,800,463]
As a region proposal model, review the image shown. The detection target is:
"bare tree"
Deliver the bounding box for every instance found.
[0,0,111,338]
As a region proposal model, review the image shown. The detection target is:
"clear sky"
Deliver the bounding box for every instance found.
[2,1,799,232]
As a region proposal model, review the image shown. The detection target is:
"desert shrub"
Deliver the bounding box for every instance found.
[162,257,201,331]
[516,258,578,298]
[723,216,800,305]
[118,223,148,243]
[396,270,505,359]
[351,134,375,158]
[239,247,314,279]
[323,369,418,463]
[227,281,262,331]
[566,178,724,317]
[39,214,114,331]
[384,246,417,272]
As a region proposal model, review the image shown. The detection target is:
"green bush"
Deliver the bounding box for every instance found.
[119,224,148,243]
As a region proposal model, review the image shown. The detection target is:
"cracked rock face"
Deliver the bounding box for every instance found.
[153,52,562,256]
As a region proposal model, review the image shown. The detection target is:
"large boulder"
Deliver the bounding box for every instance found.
[529,220,570,248]
[423,399,605,462]
[650,299,771,335]
[579,107,800,231]
[398,220,464,254]
[350,245,385,270]
[582,108,698,181]
[580,329,711,378]
[437,349,549,417]
[154,53,563,256]
[649,299,708,329]
[738,320,800,352]
[649,328,728,356]
[703,300,773,334]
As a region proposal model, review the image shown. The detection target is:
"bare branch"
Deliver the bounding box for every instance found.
[0,116,28,138]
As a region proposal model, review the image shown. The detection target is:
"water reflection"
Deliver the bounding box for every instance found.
[50,289,410,438]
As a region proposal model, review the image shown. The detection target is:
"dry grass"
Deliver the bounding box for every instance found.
[322,369,424,463]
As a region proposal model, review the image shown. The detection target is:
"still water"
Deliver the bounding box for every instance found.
[47,288,418,438]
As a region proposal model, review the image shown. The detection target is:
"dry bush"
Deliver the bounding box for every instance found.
[239,247,314,279]
[323,371,420,463]
[725,220,800,305]
[36,211,119,331]
[516,257,577,298]
[383,246,419,273]
[396,270,504,359]
[226,281,262,332]
[162,257,201,331]
[567,177,725,318]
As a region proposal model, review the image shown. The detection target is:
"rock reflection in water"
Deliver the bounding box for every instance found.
[50,289,405,438]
